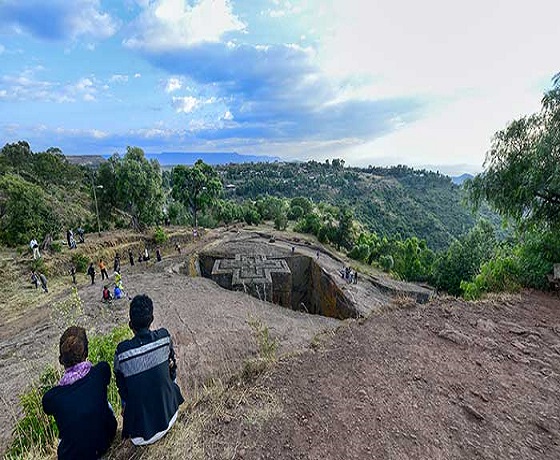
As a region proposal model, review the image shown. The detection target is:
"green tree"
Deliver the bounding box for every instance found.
[171,160,222,228]
[0,174,61,245]
[115,147,164,228]
[467,80,560,230]
[432,220,497,296]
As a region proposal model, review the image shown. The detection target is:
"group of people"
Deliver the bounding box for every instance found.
[340,266,359,284]
[42,295,184,459]
[30,270,48,293]
[66,228,85,250]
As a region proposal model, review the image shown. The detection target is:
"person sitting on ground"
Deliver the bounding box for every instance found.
[102,285,113,303]
[114,285,123,299]
[42,326,117,460]
[114,294,184,446]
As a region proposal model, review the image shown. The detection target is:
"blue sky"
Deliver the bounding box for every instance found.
[0,0,558,174]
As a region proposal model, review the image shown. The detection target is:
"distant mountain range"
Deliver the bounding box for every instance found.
[451,173,474,185]
[124,152,280,166]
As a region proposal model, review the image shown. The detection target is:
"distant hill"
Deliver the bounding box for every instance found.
[219,162,497,250]
[451,173,474,185]
[66,155,106,167]
[101,151,281,166]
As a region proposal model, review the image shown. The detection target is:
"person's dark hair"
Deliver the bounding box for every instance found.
[129,294,154,330]
[59,326,88,368]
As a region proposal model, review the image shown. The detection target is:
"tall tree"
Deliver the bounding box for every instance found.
[115,147,164,229]
[171,160,222,228]
[467,78,560,230]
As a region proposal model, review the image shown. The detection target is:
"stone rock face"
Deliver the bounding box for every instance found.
[212,254,292,307]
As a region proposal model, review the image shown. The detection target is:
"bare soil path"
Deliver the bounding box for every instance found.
[200,291,560,460]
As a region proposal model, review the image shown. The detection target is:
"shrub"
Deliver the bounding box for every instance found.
[379,254,394,272]
[72,252,89,273]
[49,241,62,253]
[7,366,61,458]
[153,226,168,245]
[461,253,521,300]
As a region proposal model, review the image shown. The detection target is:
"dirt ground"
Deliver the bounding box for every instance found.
[201,291,560,460]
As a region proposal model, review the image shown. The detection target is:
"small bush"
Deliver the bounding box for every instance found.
[72,252,89,273]
[89,324,133,411]
[153,226,168,245]
[7,366,61,458]
[379,254,394,272]
[30,257,47,275]
[49,241,63,253]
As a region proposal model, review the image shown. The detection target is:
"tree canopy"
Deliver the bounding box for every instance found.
[467,81,560,230]
[171,159,223,227]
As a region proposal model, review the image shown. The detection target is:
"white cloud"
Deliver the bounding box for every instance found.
[83,93,96,101]
[172,95,199,113]
[313,0,560,169]
[66,0,118,40]
[222,110,233,120]
[109,74,129,83]
[134,73,142,78]
[124,0,246,51]
[165,77,182,93]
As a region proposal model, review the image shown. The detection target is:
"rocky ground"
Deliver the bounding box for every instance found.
[2,228,560,459]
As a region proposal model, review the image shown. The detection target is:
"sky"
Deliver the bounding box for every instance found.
[0,0,559,175]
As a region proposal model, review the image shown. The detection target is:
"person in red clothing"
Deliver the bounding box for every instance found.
[42,326,116,460]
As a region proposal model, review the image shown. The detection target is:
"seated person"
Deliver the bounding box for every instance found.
[102,285,113,302]
[114,295,184,445]
[114,286,122,299]
[42,326,117,460]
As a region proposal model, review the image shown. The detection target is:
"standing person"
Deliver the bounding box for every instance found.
[31,271,39,289]
[143,247,150,262]
[77,227,85,243]
[87,263,96,285]
[98,259,109,281]
[114,254,121,274]
[66,229,72,248]
[114,295,184,446]
[70,265,77,285]
[30,238,41,260]
[42,326,117,460]
[128,249,134,267]
[156,247,162,262]
[39,272,48,293]
[175,243,181,255]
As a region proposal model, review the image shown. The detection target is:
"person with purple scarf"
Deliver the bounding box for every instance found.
[42,326,117,460]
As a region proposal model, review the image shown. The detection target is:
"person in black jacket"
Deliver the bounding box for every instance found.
[87,262,96,285]
[42,326,117,460]
[114,294,184,445]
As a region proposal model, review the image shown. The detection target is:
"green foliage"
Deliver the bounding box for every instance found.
[153,226,168,245]
[49,241,63,253]
[466,83,560,231]
[432,220,497,296]
[514,229,560,289]
[171,160,223,228]
[379,254,394,272]
[242,203,262,225]
[30,257,47,275]
[0,174,61,246]
[167,200,191,226]
[274,212,288,230]
[72,252,90,273]
[88,324,133,412]
[7,365,61,458]
[115,147,165,228]
[461,251,521,300]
